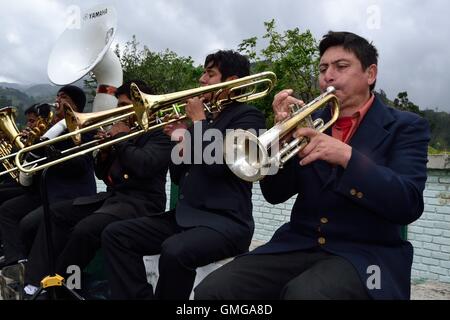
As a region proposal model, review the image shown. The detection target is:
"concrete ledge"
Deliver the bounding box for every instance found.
[143,240,266,299]
[428,154,450,169]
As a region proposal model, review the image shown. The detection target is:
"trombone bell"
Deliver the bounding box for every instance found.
[130,71,277,131]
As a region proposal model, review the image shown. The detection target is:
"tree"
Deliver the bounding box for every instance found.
[238,19,320,126]
[376,89,393,107]
[423,109,450,151]
[393,91,423,116]
[116,36,202,94]
[85,35,202,104]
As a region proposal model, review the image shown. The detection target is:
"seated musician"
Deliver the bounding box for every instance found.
[22,80,172,298]
[101,50,266,300]
[195,31,430,300]
[0,104,48,260]
[0,85,96,272]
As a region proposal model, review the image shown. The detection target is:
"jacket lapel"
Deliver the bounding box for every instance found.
[310,96,394,186]
[348,96,395,156]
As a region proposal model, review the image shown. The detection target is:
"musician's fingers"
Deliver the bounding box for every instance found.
[272,89,294,110]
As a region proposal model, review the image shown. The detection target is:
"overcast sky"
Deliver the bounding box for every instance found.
[0,0,448,112]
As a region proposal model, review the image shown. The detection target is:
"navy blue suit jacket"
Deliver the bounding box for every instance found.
[256,96,430,299]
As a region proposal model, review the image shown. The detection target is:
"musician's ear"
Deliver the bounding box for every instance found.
[224,75,238,82]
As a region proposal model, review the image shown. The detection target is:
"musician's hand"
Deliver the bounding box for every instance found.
[186,97,206,122]
[19,127,33,143]
[94,129,110,140]
[20,127,32,137]
[295,127,352,168]
[272,89,304,123]
[163,120,188,142]
[108,122,131,137]
[56,100,74,122]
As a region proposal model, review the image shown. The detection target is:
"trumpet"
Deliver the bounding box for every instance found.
[14,71,277,174]
[0,105,55,180]
[224,86,340,182]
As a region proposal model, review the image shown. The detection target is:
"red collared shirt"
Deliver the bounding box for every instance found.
[332,94,375,143]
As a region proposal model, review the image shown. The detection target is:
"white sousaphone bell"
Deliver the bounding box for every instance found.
[19,5,123,185]
[47,4,123,115]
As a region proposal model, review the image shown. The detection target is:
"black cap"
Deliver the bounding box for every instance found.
[58,85,86,112]
[35,103,52,118]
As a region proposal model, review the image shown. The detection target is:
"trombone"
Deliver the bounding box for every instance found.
[224,86,340,182]
[14,71,277,174]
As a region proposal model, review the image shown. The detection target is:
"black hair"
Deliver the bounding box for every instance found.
[204,50,250,81]
[58,85,87,112]
[319,31,378,91]
[35,103,52,118]
[115,80,154,99]
[24,104,39,116]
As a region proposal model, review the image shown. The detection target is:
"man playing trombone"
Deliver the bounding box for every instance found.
[22,80,172,298]
[195,31,430,300]
[0,85,97,274]
[101,50,267,300]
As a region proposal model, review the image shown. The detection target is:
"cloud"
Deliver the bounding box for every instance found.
[0,0,448,111]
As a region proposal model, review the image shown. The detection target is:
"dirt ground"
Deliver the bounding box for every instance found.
[411,280,450,300]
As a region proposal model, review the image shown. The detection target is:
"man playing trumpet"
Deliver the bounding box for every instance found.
[195,31,430,300]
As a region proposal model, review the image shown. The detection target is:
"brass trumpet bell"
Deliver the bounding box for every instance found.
[224,86,340,182]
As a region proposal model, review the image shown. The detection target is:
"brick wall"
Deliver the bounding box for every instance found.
[251,184,292,242]
[409,155,450,283]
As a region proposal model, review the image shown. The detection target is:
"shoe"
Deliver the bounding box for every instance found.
[23,289,48,300]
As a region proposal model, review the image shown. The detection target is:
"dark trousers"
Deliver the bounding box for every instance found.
[25,199,120,286]
[20,207,45,254]
[0,182,25,253]
[102,211,238,300]
[0,182,24,205]
[194,249,370,300]
[0,192,41,264]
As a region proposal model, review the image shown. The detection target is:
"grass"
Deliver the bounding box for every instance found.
[428,146,449,155]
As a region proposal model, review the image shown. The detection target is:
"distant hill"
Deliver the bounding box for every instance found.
[0,86,35,126]
[1,81,77,99]
[0,82,29,91]
[0,79,89,127]
[0,87,34,108]
[25,84,59,98]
